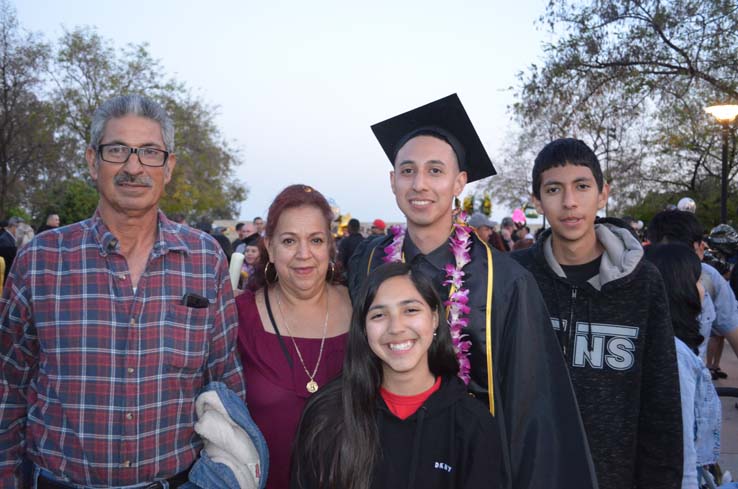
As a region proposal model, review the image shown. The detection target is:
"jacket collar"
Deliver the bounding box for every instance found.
[539,222,643,291]
[403,231,455,273]
[90,209,189,257]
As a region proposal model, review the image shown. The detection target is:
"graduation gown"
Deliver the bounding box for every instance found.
[349,231,598,489]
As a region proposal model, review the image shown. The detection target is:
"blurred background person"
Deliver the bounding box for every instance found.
[468,212,497,244]
[36,213,60,234]
[370,218,386,236]
[233,222,258,253]
[168,213,188,225]
[337,218,364,273]
[644,243,721,489]
[512,231,535,251]
[239,236,262,291]
[14,221,34,249]
[0,218,19,280]
[498,217,515,251]
[254,216,266,236]
[211,225,233,263]
[647,210,738,375]
[236,184,351,489]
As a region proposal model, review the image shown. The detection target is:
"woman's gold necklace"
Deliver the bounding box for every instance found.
[276,287,329,393]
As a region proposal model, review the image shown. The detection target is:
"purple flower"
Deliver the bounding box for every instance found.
[382,225,406,263]
[387,217,475,387]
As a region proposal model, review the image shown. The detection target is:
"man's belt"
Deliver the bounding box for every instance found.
[36,468,191,489]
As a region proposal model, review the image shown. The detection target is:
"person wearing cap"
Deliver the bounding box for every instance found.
[0,94,245,488]
[370,218,386,236]
[498,216,515,251]
[512,138,682,489]
[468,212,497,244]
[349,94,596,489]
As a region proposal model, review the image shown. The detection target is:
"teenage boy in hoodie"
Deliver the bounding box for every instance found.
[512,138,682,489]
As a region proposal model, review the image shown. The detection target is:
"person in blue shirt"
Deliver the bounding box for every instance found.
[647,210,738,369]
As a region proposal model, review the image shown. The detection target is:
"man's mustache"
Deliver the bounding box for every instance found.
[114,172,154,187]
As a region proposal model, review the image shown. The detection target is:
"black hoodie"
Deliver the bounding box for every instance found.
[512,223,683,489]
[373,376,500,489]
[291,376,501,489]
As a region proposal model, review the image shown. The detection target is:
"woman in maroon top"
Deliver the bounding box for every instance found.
[236,184,351,489]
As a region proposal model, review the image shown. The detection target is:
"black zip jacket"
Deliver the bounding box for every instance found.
[349,231,598,489]
[291,376,501,489]
[512,223,683,489]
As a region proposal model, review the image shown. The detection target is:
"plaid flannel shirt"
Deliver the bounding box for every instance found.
[0,210,245,488]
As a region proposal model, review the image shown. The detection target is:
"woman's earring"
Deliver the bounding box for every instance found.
[265,261,278,284]
[326,261,335,282]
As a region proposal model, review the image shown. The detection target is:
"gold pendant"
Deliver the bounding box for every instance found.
[306,380,319,393]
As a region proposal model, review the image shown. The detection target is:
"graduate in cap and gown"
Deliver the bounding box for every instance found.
[348,94,598,489]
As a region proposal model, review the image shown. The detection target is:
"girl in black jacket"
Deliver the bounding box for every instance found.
[291,262,500,489]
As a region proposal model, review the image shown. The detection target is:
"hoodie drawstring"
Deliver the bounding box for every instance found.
[586,297,594,352]
[550,278,567,357]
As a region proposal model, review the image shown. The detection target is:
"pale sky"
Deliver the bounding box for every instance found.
[17,0,549,223]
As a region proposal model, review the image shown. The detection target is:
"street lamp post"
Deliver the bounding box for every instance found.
[705,104,738,224]
[604,127,616,217]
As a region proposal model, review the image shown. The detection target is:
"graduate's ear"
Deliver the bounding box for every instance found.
[453,170,468,197]
[389,169,396,196]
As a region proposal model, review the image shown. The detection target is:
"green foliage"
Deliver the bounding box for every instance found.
[0,0,60,216]
[0,2,247,221]
[487,0,738,222]
[3,206,29,221]
[625,185,738,230]
[53,178,99,226]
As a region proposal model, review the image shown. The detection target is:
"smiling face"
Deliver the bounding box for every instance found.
[86,114,175,220]
[366,274,438,393]
[244,244,260,265]
[265,205,331,297]
[390,135,467,236]
[532,163,609,251]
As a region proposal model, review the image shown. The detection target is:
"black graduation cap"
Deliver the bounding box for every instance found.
[370,93,496,183]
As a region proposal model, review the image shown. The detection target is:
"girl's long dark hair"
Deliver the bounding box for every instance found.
[644,243,704,354]
[291,262,458,489]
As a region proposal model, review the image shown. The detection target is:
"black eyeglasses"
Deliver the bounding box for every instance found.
[96,144,170,167]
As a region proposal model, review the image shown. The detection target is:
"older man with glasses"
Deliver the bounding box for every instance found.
[0,94,245,488]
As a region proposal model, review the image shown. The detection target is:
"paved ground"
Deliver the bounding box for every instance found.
[714,343,738,475]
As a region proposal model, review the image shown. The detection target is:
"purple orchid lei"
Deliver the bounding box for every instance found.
[382,213,474,384]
